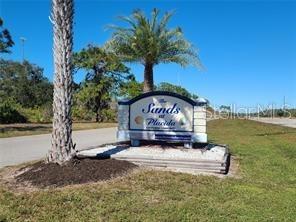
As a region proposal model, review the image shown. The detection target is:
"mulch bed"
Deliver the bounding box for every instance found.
[16,158,137,188]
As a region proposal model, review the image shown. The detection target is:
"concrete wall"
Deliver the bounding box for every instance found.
[118,105,129,130]
[193,106,206,133]
[117,105,130,141]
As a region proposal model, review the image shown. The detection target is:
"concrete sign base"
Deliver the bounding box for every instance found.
[77,144,230,175]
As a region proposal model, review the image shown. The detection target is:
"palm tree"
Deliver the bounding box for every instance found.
[47,0,75,164]
[108,8,202,92]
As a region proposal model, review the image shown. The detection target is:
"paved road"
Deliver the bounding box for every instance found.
[0,127,117,168]
[251,117,296,128]
[1,118,294,168]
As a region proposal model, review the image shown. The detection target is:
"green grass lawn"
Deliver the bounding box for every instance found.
[0,122,117,138]
[1,119,296,221]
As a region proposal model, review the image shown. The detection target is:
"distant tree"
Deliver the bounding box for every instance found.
[74,79,111,122]
[0,59,52,107]
[277,109,284,117]
[156,82,198,100]
[219,105,231,112]
[191,93,199,100]
[119,80,199,100]
[48,0,75,164]
[108,8,202,92]
[119,78,143,99]
[157,82,191,98]
[74,45,131,122]
[0,17,14,53]
[74,45,131,83]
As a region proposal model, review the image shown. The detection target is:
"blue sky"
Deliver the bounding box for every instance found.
[1,0,296,109]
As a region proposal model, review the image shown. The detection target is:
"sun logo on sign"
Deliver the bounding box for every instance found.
[134,116,143,125]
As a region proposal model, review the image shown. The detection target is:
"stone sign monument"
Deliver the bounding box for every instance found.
[79,91,230,174]
[117,91,208,147]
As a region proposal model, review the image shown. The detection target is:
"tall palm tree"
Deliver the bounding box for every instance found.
[47,0,75,164]
[108,9,202,92]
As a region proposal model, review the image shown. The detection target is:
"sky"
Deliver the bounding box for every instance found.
[0,0,296,110]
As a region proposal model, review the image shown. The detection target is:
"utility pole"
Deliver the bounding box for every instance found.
[20,37,26,62]
[283,96,286,111]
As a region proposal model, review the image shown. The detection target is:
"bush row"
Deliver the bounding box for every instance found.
[0,99,117,124]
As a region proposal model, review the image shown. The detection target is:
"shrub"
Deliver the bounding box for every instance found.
[19,104,53,123]
[72,106,94,121]
[101,109,117,122]
[72,106,117,122]
[0,100,27,123]
[40,103,53,122]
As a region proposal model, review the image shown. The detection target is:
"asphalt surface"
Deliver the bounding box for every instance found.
[251,117,296,128]
[1,118,295,168]
[0,127,117,168]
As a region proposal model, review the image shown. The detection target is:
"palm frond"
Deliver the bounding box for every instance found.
[150,8,160,31]
[117,15,137,29]
[157,10,175,34]
[108,8,203,69]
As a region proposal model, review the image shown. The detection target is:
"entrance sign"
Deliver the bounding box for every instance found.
[130,95,193,131]
[117,91,207,145]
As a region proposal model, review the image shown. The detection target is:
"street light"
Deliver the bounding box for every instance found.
[20,37,26,62]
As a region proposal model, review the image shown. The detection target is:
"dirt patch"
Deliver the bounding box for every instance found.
[224,156,241,179]
[15,158,137,188]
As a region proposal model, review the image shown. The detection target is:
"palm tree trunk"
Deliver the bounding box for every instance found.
[143,63,154,92]
[47,0,75,164]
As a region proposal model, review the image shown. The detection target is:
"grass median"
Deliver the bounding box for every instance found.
[0,122,117,138]
[0,119,295,221]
